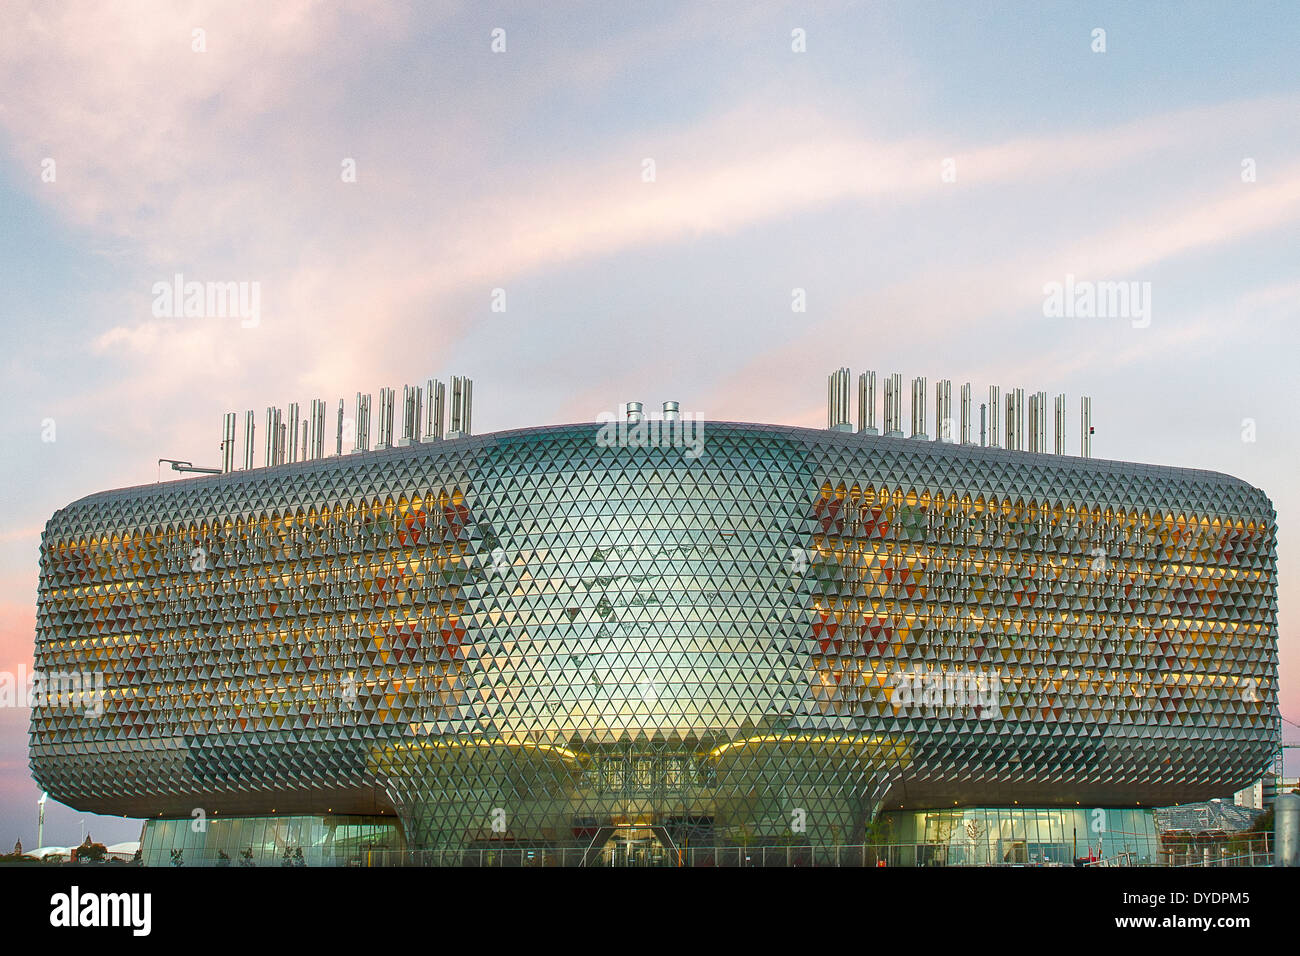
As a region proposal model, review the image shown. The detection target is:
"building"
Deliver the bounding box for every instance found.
[29,378,1279,865]
[1234,777,1267,810]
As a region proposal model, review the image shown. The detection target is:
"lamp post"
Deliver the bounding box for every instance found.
[37,792,47,849]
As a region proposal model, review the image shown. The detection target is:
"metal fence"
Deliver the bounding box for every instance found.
[136,834,1276,867]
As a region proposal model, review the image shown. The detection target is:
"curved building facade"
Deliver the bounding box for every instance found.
[30,422,1278,858]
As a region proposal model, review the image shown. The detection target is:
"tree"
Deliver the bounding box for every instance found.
[73,834,107,863]
[863,817,893,866]
[964,818,987,865]
[927,814,956,866]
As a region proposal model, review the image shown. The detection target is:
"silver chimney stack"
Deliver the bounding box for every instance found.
[1004,394,1014,452]
[398,384,422,446]
[827,367,852,431]
[352,392,372,453]
[1054,393,1066,455]
[449,377,463,435]
[221,412,236,473]
[1013,388,1026,451]
[243,410,256,470]
[988,385,1000,448]
[1081,395,1093,457]
[413,385,424,442]
[883,373,903,437]
[625,401,644,423]
[935,379,952,442]
[335,399,344,456]
[308,399,326,460]
[857,372,878,435]
[288,403,300,463]
[1005,388,1025,451]
[375,387,395,450]
[910,376,928,440]
[1027,392,1042,453]
[1036,390,1047,452]
[662,401,680,421]
[374,388,389,451]
[447,376,473,438]
[959,383,973,445]
[264,407,275,466]
[426,379,445,440]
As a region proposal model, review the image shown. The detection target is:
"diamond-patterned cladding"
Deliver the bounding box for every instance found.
[30,423,1278,850]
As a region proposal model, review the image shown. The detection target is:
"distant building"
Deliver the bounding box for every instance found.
[1235,778,1265,810]
[1154,800,1265,865]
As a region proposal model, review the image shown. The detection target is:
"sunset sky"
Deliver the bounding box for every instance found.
[1,0,1297,847]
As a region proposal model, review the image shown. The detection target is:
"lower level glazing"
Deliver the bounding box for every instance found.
[140,805,1176,866]
[141,815,402,867]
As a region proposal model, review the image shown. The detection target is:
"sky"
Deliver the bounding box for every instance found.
[0,0,1297,848]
